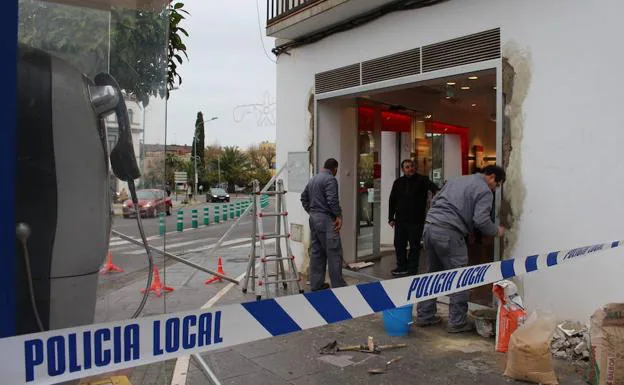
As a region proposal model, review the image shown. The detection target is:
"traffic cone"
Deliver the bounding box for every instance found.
[100,251,124,274]
[205,257,226,284]
[140,267,174,297]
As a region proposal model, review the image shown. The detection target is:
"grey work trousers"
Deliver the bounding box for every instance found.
[309,212,347,291]
[416,224,469,327]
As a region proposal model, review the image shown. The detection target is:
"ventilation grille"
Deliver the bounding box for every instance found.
[422,28,500,73]
[314,28,501,94]
[362,48,421,85]
[315,64,361,94]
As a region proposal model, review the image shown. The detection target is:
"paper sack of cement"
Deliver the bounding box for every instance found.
[587,303,624,385]
[504,311,559,385]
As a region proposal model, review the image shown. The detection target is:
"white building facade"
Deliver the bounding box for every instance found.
[269,0,624,322]
[106,96,144,192]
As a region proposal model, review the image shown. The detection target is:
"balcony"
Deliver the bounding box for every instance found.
[266,0,398,40]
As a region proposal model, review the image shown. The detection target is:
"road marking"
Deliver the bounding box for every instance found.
[170,269,249,385]
[126,239,208,255]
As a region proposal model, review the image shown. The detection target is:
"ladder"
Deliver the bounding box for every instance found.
[242,179,304,300]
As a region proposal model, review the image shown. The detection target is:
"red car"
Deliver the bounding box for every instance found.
[122,189,172,218]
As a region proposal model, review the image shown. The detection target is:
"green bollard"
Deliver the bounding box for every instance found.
[159,212,166,236]
[203,207,210,226]
[214,205,220,223]
[192,209,198,229]
[235,202,240,217]
[222,204,228,221]
[229,203,234,220]
[177,210,184,232]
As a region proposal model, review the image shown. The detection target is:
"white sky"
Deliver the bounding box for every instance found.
[143,0,277,149]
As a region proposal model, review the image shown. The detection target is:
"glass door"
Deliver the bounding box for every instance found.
[356,131,376,259]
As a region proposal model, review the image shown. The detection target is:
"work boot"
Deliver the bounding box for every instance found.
[447,320,476,333]
[415,315,442,327]
[391,267,409,276]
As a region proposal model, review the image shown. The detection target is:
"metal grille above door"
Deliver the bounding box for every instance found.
[314,28,501,95]
[362,48,421,85]
[422,28,501,73]
[315,64,361,94]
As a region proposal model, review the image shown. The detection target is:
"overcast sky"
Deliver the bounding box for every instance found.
[144,0,276,149]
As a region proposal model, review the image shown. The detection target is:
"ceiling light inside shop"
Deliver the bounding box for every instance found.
[468,76,478,80]
[472,104,477,107]
[446,82,456,85]
[461,86,471,90]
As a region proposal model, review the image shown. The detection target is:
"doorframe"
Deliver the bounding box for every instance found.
[314,58,503,262]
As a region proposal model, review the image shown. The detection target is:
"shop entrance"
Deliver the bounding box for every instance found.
[317,68,500,306]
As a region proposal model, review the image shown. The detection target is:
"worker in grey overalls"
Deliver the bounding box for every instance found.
[416,165,506,333]
[301,158,348,291]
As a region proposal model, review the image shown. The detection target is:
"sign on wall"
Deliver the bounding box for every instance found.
[287,152,309,193]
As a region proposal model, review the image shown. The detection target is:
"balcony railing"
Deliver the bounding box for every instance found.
[266,0,324,25]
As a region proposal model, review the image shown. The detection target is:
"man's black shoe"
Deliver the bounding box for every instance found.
[391,268,409,276]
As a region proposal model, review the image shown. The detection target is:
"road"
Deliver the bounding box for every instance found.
[95,198,281,322]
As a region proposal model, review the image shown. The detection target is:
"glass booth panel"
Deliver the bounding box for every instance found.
[14,0,171,383]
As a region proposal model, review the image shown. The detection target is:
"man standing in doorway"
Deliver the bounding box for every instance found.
[301,158,348,291]
[416,165,506,333]
[388,159,439,276]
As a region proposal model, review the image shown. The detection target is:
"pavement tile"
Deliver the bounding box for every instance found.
[197,349,263,380]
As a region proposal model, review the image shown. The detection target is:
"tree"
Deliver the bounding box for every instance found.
[193,112,206,182]
[18,0,189,106]
[164,152,188,187]
[210,146,250,192]
[247,142,276,187]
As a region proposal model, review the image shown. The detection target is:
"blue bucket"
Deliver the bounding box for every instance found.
[382,304,414,336]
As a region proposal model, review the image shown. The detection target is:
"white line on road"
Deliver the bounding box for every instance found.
[125,239,206,255]
[170,269,249,385]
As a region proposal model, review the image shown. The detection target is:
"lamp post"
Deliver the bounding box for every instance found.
[194,116,218,200]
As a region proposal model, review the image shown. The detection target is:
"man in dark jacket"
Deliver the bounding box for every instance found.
[301,158,348,291]
[388,159,439,276]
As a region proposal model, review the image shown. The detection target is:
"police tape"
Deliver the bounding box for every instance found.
[1,239,621,384]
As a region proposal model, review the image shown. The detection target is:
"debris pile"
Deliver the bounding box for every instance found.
[550,321,590,361]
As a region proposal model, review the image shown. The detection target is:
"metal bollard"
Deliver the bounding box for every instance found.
[229,203,234,220]
[203,207,210,226]
[192,209,198,229]
[214,205,220,223]
[235,202,240,217]
[159,212,166,236]
[222,204,227,222]
[177,210,184,232]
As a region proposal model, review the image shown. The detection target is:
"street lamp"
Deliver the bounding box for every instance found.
[194,116,218,199]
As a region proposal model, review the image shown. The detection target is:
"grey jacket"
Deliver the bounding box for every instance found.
[301,169,342,219]
[426,173,497,237]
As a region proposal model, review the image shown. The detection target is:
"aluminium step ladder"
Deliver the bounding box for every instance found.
[242,179,304,300]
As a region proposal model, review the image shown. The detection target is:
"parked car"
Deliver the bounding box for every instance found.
[207,187,230,202]
[122,189,172,218]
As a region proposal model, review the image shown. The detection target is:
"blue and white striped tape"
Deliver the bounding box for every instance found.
[2,240,621,385]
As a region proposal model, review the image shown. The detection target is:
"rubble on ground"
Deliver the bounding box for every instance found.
[550,321,590,361]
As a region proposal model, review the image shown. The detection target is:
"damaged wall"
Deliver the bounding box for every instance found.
[499,47,530,259]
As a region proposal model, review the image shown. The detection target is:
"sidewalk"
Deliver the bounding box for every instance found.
[182,283,587,385]
[89,243,589,385]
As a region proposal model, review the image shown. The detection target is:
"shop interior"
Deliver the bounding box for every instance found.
[354,69,497,305]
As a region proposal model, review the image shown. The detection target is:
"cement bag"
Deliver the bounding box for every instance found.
[587,303,624,385]
[504,311,559,385]
[493,280,527,352]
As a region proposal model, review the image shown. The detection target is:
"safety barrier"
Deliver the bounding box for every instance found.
[2,239,621,384]
[158,200,264,235]
[203,207,210,226]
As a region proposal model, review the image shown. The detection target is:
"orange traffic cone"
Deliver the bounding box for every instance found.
[205,257,226,284]
[140,267,174,297]
[100,251,124,274]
